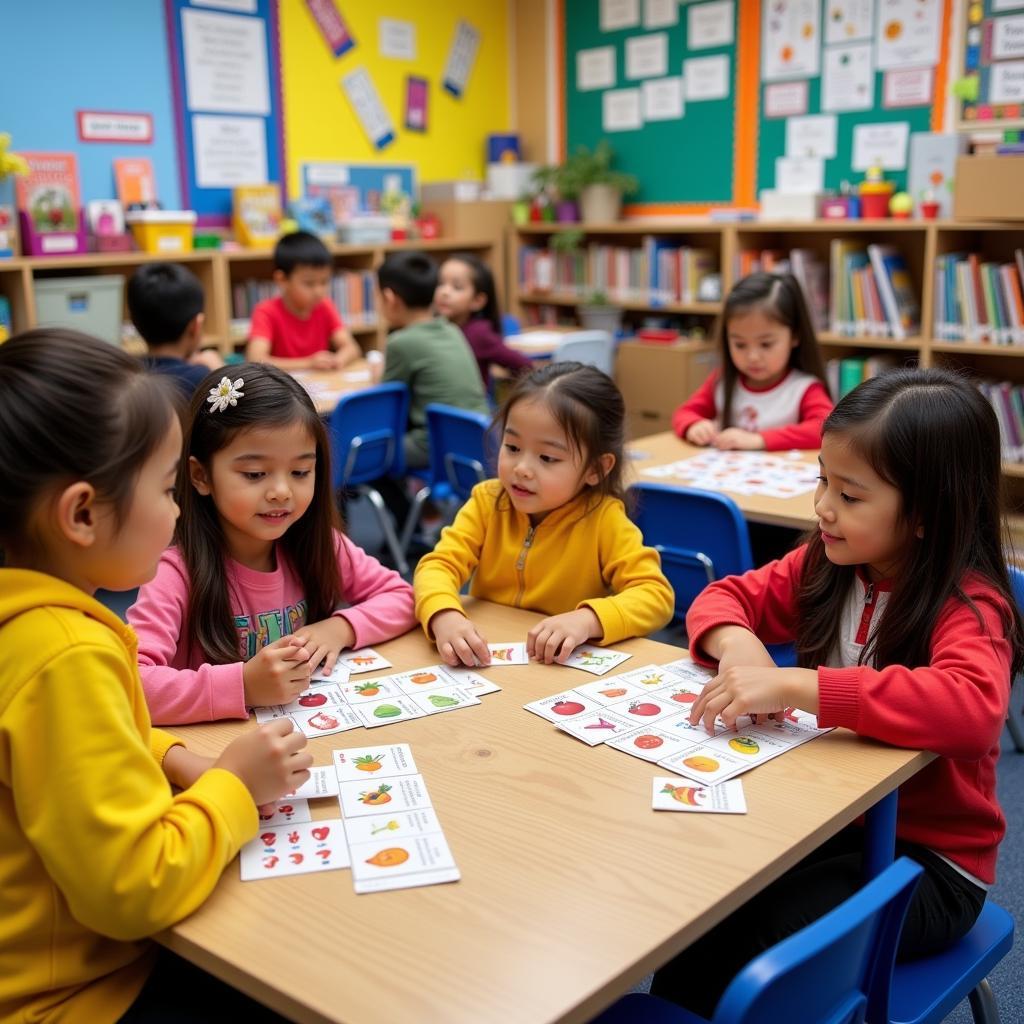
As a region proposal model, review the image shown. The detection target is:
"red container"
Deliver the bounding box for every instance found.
[859,191,892,219]
[636,327,680,344]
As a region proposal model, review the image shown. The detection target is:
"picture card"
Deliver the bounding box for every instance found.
[339,648,392,674]
[391,665,458,693]
[338,772,433,819]
[274,684,347,716]
[405,686,481,717]
[257,798,312,827]
[487,642,528,665]
[616,663,694,689]
[349,832,460,894]
[524,691,601,724]
[287,704,362,738]
[604,693,683,725]
[310,661,351,686]
[571,676,649,706]
[285,765,339,800]
[444,666,502,696]
[652,777,747,813]
[342,807,445,846]
[354,695,425,729]
[333,743,417,783]
[556,710,636,746]
[562,646,632,676]
[339,676,405,703]
[660,658,715,687]
[657,742,750,784]
[605,725,708,763]
[240,818,349,880]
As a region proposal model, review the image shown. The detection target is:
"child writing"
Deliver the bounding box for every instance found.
[0,329,309,1022]
[128,363,416,726]
[652,367,1022,1019]
[246,230,361,371]
[414,361,674,667]
[434,252,532,387]
[673,271,833,451]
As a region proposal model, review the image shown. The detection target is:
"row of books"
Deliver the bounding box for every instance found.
[230,270,378,327]
[934,250,1024,345]
[825,355,900,400]
[829,242,920,340]
[980,381,1024,463]
[735,248,829,332]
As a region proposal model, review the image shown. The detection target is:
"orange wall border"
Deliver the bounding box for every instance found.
[931,0,953,132]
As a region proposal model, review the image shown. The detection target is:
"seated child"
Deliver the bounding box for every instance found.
[247,230,360,371]
[673,272,833,451]
[127,261,222,398]
[0,328,309,1022]
[414,361,674,667]
[435,252,532,387]
[128,363,416,725]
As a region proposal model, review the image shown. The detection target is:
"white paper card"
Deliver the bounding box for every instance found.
[338,773,433,819]
[379,17,416,60]
[642,76,685,120]
[355,695,426,729]
[181,8,270,115]
[602,0,640,31]
[333,743,418,783]
[287,704,362,738]
[405,686,481,717]
[762,0,820,80]
[286,765,340,800]
[775,155,825,193]
[342,808,444,846]
[991,60,1024,103]
[577,46,617,91]
[192,114,267,188]
[626,33,669,79]
[524,691,601,724]
[688,1,734,49]
[764,81,808,118]
[875,0,942,69]
[652,777,747,813]
[604,693,684,725]
[883,67,934,107]
[785,114,838,158]
[339,648,392,674]
[822,43,874,112]
[349,832,460,893]
[684,55,731,100]
[825,0,874,43]
[852,121,910,170]
[643,0,678,29]
[341,67,396,149]
[240,819,349,880]
[311,660,351,686]
[257,798,311,827]
[606,725,706,763]
[487,642,529,666]
[556,711,637,745]
[442,19,480,97]
[562,646,633,676]
[603,88,644,131]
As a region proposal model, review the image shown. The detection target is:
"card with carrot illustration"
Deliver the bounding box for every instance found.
[332,743,418,783]
[337,772,433,819]
[239,818,351,881]
[338,648,392,674]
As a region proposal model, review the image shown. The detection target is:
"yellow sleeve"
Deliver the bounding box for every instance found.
[413,484,491,637]
[579,502,676,645]
[150,727,184,764]
[6,644,257,942]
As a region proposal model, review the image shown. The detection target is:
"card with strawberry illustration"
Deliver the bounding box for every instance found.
[390,665,458,694]
[333,743,418,782]
[611,663,689,691]
[604,725,707,763]
[338,772,433,818]
[444,666,502,696]
[310,661,351,687]
[339,676,404,703]
[523,691,600,724]
[257,798,312,827]
[239,818,350,880]
[555,710,636,746]
[604,694,683,726]
[486,642,528,665]
[562,645,632,676]
[652,777,747,814]
[354,695,426,729]
[656,743,750,785]
[339,648,392,674]
[288,704,363,738]
[341,807,444,846]
[405,685,481,717]
[570,677,648,706]
[286,765,340,800]
[349,832,460,894]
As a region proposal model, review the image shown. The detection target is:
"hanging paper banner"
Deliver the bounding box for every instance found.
[306,0,355,58]
[442,20,480,98]
[341,66,395,150]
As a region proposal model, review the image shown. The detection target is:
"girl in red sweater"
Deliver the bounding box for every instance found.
[653,367,1023,1018]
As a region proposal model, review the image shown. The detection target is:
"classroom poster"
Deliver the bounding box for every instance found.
[852,121,910,170]
[684,54,730,100]
[764,81,808,117]
[822,42,874,112]
[875,0,942,70]
[601,0,640,32]
[442,20,480,98]
[625,33,668,79]
[341,67,395,150]
[305,0,356,57]
[687,1,734,50]
[824,0,874,44]
[181,7,270,114]
[577,46,616,91]
[762,0,821,81]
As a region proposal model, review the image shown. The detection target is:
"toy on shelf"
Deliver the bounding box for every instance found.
[232,184,282,248]
[889,191,913,220]
[918,189,941,219]
[0,133,29,258]
[290,195,335,239]
[858,165,894,219]
[126,208,197,255]
[87,199,132,253]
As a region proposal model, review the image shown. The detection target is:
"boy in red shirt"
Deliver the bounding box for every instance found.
[247,230,360,370]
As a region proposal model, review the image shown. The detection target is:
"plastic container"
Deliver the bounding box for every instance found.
[337,215,391,244]
[34,274,124,344]
[125,210,196,254]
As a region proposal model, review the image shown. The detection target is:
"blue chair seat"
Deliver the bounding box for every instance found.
[590,994,704,1024]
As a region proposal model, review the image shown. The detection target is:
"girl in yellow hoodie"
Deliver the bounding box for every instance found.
[415,361,674,667]
[0,330,313,1023]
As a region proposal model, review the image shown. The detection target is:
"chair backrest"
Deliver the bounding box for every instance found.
[713,858,922,1024]
[501,312,522,337]
[1007,563,1024,615]
[553,330,614,375]
[425,403,493,502]
[630,481,753,619]
[327,382,409,488]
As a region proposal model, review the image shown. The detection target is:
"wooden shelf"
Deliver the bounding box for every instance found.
[1003,463,1024,479]
[516,290,721,315]
[817,333,924,350]
[931,341,1024,357]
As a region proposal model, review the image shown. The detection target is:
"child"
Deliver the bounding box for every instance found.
[128,362,416,725]
[435,252,532,387]
[652,367,1022,1019]
[246,230,360,371]
[0,329,309,1022]
[673,272,833,451]
[127,261,222,398]
[414,361,674,667]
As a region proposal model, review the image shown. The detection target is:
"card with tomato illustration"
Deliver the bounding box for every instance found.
[562,645,632,676]
[555,710,635,745]
[339,676,404,703]
[405,685,481,717]
[652,777,747,814]
[287,703,363,738]
[239,818,350,880]
[570,676,648,706]
[444,665,502,696]
[286,765,340,800]
[657,743,750,785]
[350,832,460,893]
[310,660,351,687]
[353,694,425,729]
[486,642,528,665]
[523,691,599,723]
[604,693,683,725]
[257,798,312,827]
[276,684,347,715]
[339,648,393,674]
[612,663,691,691]
[338,772,433,818]
[604,726,705,763]
[341,807,444,846]
[390,665,458,693]
[333,743,418,783]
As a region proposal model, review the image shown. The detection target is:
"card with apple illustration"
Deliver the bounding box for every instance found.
[603,694,682,725]
[604,726,706,763]
[239,818,350,880]
[333,743,417,783]
[523,691,599,723]
[338,772,433,818]
[277,684,347,715]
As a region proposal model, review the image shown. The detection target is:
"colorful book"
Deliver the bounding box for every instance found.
[232,185,282,249]
[113,157,157,208]
[15,151,85,256]
[867,244,920,339]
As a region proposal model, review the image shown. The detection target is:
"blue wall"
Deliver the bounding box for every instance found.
[0,0,181,207]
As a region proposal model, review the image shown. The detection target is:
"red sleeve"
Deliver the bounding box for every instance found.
[672,369,721,438]
[759,380,834,451]
[817,586,1012,760]
[685,545,807,664]
[249,299,276,341]
[321,298,344,333]
[464,320,532,374]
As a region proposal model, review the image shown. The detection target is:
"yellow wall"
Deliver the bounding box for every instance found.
[279,0,510,197]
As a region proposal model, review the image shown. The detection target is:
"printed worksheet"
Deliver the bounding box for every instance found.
[641,450,819,498]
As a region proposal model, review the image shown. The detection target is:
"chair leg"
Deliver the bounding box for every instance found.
[359,486,409,576]
[968,978,1001,1024]
[399,485,431,556]
[1005,711,1024,754]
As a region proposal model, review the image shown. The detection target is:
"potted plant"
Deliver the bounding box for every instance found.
[578,290,622,334]
[531,164,579,223]
[562,142,638,223]
[0,133,29,259]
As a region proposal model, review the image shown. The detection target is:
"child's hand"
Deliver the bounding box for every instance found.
[242,636,314,708]
[685,419,718,446]
[689,666,819,734]
[714,428,765,451]
[215,719,312,807]
[311,349,339,370]
[292,616,356,676]
[528,608,602,665]
[430,609,491,667]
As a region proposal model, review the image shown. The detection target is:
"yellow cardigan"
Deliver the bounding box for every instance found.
[0,570,256,1024]
[414,481,674,644]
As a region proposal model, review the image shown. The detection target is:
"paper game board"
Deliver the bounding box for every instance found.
[641,450,819,499]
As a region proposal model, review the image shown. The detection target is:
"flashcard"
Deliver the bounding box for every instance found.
[354,695,425,729]
[654,683,705,709]
[658,657,716,687]
[288,704,362,738]
[652,777,747,814]
[571,676,649,706]
[333,743,418,783]
[340,648,392,674]
[614,663,691,690]
[338,772,433,818]
[605,725,707,763]
[285,765,340,800]
[239,818,350,880]
[604,693,684,726]
[341,807,444,845]
[523,691,600,724]
[257,798,312,826]
[705,728,792,762]
[276,685,347,715]
[444,665,502,696]
[657,743,750,785]
[562,645,633,676]
[390,665,458,693]
[339,676,404,703]
[310,661,351,686]
[487,642,528,665]
[747,717,822,746]
[405,685,481,717]
[350,832,460,893]
[556,710,636,745]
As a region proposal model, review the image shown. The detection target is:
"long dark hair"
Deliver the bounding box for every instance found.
[797,367,1024,678]
[0,329,178,561]
[177,363,342,664]
[493,361,627,513]
[720,272,828,430]
[446,252,502,334]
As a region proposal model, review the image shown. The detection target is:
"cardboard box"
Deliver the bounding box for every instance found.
[615,338,719,440]
[954,155,1024,221]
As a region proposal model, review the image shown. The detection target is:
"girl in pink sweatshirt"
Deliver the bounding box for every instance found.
[129,363,416,725]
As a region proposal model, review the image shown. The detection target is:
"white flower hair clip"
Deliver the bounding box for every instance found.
[207,376,244,413]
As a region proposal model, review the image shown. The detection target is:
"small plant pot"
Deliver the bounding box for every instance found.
[580,184,622,223]
[555,199,580,223]
[578,304,622,333]
[511,201,531,225]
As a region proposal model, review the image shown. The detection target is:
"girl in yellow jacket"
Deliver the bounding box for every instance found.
[415,361,674,667]
[0,330,311,1024]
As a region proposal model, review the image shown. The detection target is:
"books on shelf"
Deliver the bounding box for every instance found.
[979,380,1024,464]
[735,247,829,333]
[828,241,920,340]
[825,354,899,400]
[231,269,378,329]
[934,249,1024,346]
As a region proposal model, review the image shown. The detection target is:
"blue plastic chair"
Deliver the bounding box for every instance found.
[553,330,615,375]
[501,312,522,337]
[1005,565,1024,752]
[399,403,492,554]
[590,858,923,1024]
[327,382,410,574]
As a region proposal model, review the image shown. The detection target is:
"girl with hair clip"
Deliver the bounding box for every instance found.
[414,361,674,668]
[129,363,416,725]
[673,271,834,451]
[651,367,1023,1020]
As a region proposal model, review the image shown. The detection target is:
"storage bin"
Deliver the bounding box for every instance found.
[125,210,196,254]
[34,274,124,344]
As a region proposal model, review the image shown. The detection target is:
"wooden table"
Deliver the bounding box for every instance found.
[506,327,573,359]
[627,431,820,531]
[291,360,374,416]
[161,600,929,1024]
